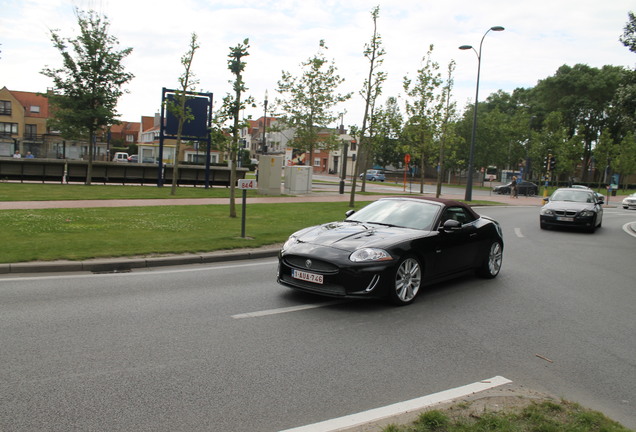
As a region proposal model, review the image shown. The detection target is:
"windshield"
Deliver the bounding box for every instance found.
[346,199,440,230]
[551,190,595,203]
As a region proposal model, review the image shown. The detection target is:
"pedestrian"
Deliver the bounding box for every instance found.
[25,152,35,159]
[13,150,21,158]
[511,176,518,198]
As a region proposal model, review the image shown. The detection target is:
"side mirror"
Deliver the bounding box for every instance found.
[440,219,462,233]
[543,197,549,203]
[345,209,356,218]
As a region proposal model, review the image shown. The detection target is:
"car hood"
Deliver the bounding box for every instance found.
[542,201,596,211]
[289,221,430,252]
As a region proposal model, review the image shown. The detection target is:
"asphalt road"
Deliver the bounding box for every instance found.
[1,206,635,431]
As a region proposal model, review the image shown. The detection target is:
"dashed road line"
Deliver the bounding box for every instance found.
[232,301,343,319]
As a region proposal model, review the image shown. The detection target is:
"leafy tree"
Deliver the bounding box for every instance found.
[403,45,443,193]
[610,69,636,143]
[594,129,618,188]
[537,111,582,181]
[532,64,624,181]
[41,8,133,185]
[276,40,351,174]
[614,131,636,189]
[436,60,458,197]
[167,32,199,196]
[620,11,636,53]
[371,96,403,169]
[349,6,386,205]
[222,39,253,218]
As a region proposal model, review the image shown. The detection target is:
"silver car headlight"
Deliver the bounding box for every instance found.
[349,248,393,263]
[282,235,298,251]
[540,208,554,215]
[579,210,595,217]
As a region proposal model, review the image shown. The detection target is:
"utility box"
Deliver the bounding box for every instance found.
[257,155,283,195]
[284,165,312,194]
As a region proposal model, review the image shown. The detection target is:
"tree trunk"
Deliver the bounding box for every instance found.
[86,130,94,185]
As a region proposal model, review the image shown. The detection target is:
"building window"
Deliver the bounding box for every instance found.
[313,157,320,167]
[30,105,40,113]
[126,134,134,142]
[0,101,11,116]
[25,124,37,139]
[0,122,18,135]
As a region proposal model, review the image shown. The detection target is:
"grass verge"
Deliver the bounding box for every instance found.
[0,201,366,263]
[382,398,632,432]
[0,182,254,201]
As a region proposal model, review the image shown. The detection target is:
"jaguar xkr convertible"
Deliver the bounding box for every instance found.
[277,197,504,305]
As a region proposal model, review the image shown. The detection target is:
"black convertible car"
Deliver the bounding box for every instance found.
[277,197,504,305]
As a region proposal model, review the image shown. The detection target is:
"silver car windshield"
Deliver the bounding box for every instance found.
[346,200,441,230]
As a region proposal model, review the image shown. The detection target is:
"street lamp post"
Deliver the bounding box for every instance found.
[459,26,504,201]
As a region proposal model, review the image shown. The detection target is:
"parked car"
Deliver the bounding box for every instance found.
[571,184,605,203]
[493,180,538,196]
[277,197,504,305]
[539,187,603,232]
[127,154,139,163]
[112,152,129,162]
[622,192,636,210]
[360,169,385,182]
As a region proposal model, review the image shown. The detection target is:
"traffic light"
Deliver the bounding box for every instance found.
[549,155,556,171]
[543,155,549,170]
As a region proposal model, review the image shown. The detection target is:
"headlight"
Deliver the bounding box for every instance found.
[349,248,393,262]
[579,210,595,217]
[540,208,554,215]
[282,236,298,251]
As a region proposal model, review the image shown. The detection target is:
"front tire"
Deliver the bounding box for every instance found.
[389,256,422,305]
[477,241,503,278]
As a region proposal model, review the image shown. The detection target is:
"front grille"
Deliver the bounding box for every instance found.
[283,255,339,273]
[554,210,578,217]
[280,274,346,295]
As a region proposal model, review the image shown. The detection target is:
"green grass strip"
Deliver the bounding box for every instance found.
[0,202,366,263]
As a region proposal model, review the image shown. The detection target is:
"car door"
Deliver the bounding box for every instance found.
[428,207,480,278]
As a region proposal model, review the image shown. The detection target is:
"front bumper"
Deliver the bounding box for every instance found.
[277,251,396,299]
[540,214,596,229]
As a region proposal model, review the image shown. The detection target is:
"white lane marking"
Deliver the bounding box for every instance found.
[623,222,636,238]
[279,376,513,432]
[0,260,276,283]
[232,301,343,319]
[514,228,524,238]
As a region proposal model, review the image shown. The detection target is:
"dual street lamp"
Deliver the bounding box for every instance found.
[459,25,504,201]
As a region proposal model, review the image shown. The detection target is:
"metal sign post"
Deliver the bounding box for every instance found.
[403,154,411,192]
[238,179,257,238]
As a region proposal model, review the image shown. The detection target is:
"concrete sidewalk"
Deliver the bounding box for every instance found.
[0,188,549,210]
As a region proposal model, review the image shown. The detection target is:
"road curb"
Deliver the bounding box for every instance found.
[1,246,281,275]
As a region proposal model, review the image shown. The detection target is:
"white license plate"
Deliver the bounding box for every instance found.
[292,269,324,284]
[556,217,574,222]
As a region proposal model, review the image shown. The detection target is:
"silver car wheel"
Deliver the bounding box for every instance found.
[393,257,422,304]
[483,241,503,278]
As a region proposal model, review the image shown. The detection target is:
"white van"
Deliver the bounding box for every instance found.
[112,152,129,162]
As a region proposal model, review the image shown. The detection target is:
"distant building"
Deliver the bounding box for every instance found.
[0,87,56,158]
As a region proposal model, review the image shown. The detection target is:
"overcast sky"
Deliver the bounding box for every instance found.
[1,0,634,128]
